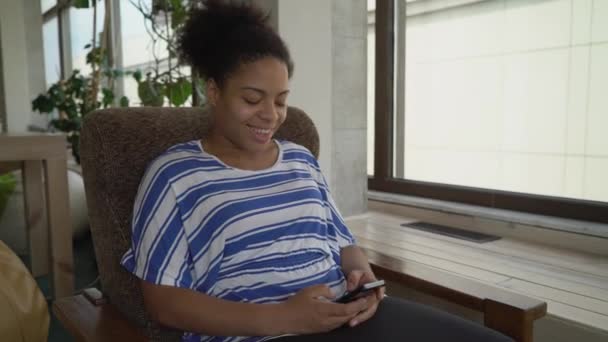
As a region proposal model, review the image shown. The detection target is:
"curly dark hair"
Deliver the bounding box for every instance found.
[178,0,294,86]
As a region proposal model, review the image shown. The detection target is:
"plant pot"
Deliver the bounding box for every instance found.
[0,169,89,255]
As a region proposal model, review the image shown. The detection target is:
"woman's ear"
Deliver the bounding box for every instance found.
[206,79,220,107]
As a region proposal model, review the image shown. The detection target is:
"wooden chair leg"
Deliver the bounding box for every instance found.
[22,160,49,277]
[44,158,74,298]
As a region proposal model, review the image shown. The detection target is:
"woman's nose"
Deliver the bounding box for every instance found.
[259,101,280,122]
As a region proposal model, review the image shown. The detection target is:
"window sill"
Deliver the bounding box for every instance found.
[368,190,608,240]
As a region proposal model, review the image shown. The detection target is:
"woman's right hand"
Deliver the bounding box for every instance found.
[278,284,369,334]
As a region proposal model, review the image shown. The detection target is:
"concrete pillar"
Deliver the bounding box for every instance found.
[254,0,368,216]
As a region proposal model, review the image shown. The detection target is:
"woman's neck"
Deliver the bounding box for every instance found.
[202,129,279,171]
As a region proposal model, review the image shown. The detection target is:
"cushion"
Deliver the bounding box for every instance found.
[0,240,49,342]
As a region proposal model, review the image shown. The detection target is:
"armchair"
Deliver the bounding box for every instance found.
[53,106,545,341]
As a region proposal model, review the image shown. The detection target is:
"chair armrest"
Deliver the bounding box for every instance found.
[52,288,146,342]
[363,248,547,342]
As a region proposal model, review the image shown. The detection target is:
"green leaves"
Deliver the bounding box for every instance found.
[170,0,187,29]
[68,133,82,164]
[152,0,171,13]
[0,173,17,218]
[32,0,204,164]
[32,94,55,113]
[101,87,115,108]
[167,77,192,107]
[72,0,91,9]
[133,72,195,107]
[152,0,187,24]
[86,47,105,66]
[50,117,82,133]
[71,0,104,9]
[137,76,165,107]
[32,66,120,163]
[133,70,142,83]
[120,96,130,107]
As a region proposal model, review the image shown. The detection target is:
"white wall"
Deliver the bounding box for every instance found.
[1,0,32,132]
[278,0,334,187]
[0,0,46,132]
[331,0,368,217]
[276,0,368,216]
[23,0,48,130]
[400,0,608,202]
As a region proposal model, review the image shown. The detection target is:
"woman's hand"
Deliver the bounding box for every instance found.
[344,270,385,327]
[279,284,369,334]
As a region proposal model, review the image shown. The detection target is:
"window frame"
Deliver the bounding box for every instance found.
[0,26,6,133]
[367,0,608,224]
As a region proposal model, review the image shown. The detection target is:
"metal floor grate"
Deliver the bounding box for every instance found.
[401,221,501,243]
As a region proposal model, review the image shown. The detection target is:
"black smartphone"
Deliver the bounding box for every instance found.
[335,280,385,303]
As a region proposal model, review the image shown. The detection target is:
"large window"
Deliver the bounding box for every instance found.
[42,17,62,87]
[369,0,608,224]
[40,0,56,14]
[120,0,172,106]
[40,0,193,107]
[70,3,106,75]
[41,0,65,86]
[120,0,195,106]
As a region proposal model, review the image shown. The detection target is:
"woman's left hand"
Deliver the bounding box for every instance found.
[345,269,385,327]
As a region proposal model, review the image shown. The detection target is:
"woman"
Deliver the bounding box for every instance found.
[121,1,512,342]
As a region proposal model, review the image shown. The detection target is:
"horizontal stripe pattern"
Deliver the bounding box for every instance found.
[121,140,355,342]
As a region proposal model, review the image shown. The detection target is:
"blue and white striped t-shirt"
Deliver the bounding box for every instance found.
[121,139,355,342]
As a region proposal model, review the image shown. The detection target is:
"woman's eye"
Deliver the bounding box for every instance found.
[244,98,261,105]
[275,102,286,108]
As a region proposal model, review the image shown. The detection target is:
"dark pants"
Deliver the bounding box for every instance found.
[273,296,513,342]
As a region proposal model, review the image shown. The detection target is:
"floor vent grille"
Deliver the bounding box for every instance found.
[401,221,501,243]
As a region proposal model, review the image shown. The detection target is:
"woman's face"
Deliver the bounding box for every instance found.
[208,56,290,153]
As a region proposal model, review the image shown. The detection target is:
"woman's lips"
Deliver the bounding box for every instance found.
[247,124,273,143]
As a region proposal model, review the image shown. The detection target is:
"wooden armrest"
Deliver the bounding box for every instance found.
[52,288,146,342]
[363,248,547,342]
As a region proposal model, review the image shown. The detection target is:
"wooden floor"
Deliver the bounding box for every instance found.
[345,210,608,332]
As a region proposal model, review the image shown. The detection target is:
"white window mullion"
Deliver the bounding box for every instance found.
[110,0,124,100]
[394,0,406,178]
[59,6,72,77]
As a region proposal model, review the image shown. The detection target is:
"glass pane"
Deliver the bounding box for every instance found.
[42,17,61,87]
[41,0,56,13]
[120,0,173,106]
[398,0,608,202]
[367,0,376,12]
[70,3,106,75]
[122,76,139,106]
[367,0,375,176]
[120,0,169,68]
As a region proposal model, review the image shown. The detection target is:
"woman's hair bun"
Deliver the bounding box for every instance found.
[178,0,293,84]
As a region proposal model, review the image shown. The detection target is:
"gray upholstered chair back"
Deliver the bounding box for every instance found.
[80,106,319,341]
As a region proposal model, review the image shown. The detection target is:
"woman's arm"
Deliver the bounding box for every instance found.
[141,280,369,336]
[340,245,373,276]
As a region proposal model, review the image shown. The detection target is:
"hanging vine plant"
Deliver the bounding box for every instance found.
[129,0,205,107]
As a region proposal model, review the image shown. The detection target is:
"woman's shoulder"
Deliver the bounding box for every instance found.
[278,140,315,159]
[278,140,321,171]
[143,140,215,181]
[163,140,203,155]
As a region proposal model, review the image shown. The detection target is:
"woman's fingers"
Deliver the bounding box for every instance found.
[347,270,364,291]
[327,297,368,317]
[348,293,380,327]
